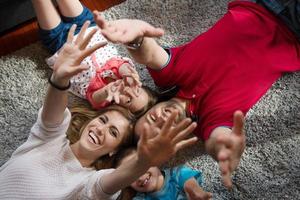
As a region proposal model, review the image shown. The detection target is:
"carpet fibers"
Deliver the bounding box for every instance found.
[0,0,299,199]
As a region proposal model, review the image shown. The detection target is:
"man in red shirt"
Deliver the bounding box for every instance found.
[94,0,300,189]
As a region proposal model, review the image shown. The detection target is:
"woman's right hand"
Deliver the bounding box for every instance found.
[51,21,107,86]
[137,111,198,167]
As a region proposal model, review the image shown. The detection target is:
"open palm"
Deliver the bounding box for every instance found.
[52,21,107,83]
[137,111,198,167]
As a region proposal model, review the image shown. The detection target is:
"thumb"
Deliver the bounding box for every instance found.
[144,27,165,38]
[139,123,150,146]
[232,110,244,135]
[93,11,106,28]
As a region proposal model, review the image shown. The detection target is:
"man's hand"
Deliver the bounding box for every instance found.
[137,111,198,167]
[184,178,213,200]
[93,11,164,44]
[206,111,246,189]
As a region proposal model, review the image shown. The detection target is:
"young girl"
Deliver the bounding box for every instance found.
[115,148,213,200]
[32,0,157,115]
[0,19,198,199]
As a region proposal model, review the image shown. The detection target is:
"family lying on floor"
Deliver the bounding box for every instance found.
[0,0,299,199]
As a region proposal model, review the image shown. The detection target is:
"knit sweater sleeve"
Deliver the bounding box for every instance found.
[31,107,71,139]
[10,107,71,158]
[80,168,121,200]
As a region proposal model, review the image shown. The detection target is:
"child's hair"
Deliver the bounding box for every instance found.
[66,102,136,170]
[114,147,138,200]
[133,86,158,118]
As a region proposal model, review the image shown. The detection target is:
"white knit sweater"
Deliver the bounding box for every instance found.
[0,108,120,200]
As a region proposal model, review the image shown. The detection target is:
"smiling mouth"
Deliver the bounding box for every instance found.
[88,131,100,145]
[147,113,156,124]
[139,172,151,187]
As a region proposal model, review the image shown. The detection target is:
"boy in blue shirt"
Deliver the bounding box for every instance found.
[115,148,212,200]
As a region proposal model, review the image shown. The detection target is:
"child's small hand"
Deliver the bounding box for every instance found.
[119,63,142,97]
[105,80,124,104]
[184,178,213,200]
[52,21,107,85]
[137,111,198,167]
[123,65,142,86]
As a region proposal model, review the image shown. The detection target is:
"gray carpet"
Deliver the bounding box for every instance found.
[0,0,299,199]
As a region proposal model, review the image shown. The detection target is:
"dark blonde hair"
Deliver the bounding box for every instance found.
[67,102,136,170]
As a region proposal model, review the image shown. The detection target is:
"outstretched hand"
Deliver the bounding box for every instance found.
[216,111,246,188]
[137,111,198,167]
[52,21,107,84]
[184,178,213,200]
[93,10,164,44]
[104,80,124,104]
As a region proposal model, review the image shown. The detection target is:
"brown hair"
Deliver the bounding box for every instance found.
[114,147,138,200]
[67,102,136,170]
[133,86,158,118]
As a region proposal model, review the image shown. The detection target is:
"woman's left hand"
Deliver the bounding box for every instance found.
[51,20,107,86]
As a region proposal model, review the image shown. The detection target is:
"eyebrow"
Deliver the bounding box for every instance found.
[103,114,109,123]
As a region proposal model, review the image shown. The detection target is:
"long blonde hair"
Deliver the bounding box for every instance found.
[67,102,136,170]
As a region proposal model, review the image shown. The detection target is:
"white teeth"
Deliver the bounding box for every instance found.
[150,114,156,122]
[141,173,151,187]
[88,131,99,144]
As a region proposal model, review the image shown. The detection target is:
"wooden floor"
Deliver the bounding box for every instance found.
[0,0,124,56]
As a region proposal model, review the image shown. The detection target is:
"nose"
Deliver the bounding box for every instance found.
[119,94,129,104]
[161,107,173,120]
[95,125,108,136]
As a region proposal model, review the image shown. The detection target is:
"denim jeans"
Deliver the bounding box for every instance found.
[39,6,96,54]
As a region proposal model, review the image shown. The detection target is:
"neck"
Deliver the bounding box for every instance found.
[70,142,95,168]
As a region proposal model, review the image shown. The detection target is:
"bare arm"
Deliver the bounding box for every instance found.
[41,21,106,126]
[100,111,198,194]
[93,11,169,70]
[205,111,246,188]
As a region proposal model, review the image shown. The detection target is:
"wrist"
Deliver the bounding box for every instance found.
[125,36,144,50]
[48,74,70,91]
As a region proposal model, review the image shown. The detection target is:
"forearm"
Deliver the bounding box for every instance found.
[100,154,150,194]
[128,37,169,70]
[41,77,69,126]
[205,127,232,160]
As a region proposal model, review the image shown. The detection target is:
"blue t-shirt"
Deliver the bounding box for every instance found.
[133,165,203,200]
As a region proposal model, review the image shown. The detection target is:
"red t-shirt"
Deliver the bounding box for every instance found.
[148,1,300,140]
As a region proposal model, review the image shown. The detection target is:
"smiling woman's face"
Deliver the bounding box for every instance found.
[134,100,186,139]
[79,110,131,158]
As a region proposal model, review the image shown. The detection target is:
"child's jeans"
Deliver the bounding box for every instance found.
[39,6,96,54]
[251,0,300,40]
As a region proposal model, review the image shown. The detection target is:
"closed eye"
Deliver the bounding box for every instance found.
[110,127,119,138]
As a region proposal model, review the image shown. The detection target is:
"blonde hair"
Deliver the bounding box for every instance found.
[67,102,136,169]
